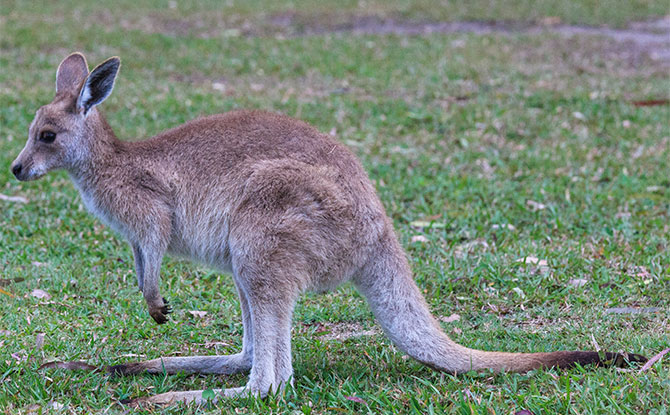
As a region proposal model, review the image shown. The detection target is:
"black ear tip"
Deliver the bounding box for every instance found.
[108,56,121,68]
[96,56,121,74]
[110,57,121,74]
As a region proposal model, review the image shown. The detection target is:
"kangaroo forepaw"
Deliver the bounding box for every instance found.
[149,298,172,324]
[150,308,169,324]
[163,297,173,314]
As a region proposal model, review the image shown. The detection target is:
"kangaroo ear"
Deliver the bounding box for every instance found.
[56,52,89,94]
[76,57,121,116]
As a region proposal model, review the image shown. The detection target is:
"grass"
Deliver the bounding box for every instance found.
[1,1,669,414]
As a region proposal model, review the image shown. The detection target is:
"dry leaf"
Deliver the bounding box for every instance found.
[483,286,498,295]
[590,334,600,352]
[0,277,24,286]
[188,310,208,318]
[31,261,47,267]
[518,256,546,266]
[344,396,368,405]
[568,278,588,287]
[35,333,45,350]
[491,224,516,231]
[31,289,51,300]
[639,348,670,372]
[0,287,14,297]
[526,200,547,211]
[517,256,550,274]
[512,287,525,298]
[411,235,428,243]
[605,307,662,314]
[204,340,231,348]
[440,314,460,323]
[11,352,26,362]
[632,99,669,107]
[454,239,489,259]
[632,266,650,278]
[0,193,28,203]
[23,404,41,413]
[515,410,535,415]
[463,388,481,403]
[409,220,447,229]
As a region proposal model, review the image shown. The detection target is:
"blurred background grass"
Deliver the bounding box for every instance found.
[0,1,668,414]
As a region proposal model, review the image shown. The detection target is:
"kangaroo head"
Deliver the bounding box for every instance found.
[11,53,120,181]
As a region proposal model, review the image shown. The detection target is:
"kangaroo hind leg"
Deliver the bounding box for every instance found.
[127,265,298,406]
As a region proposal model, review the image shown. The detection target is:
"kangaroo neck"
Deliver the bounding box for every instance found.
[67,109,126,184]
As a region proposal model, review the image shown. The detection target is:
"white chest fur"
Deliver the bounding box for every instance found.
[70,174,128,238]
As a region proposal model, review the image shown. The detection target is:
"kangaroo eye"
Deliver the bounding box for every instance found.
[39,131,56,143]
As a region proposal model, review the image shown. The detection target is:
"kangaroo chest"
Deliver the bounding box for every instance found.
[70,174,130,239]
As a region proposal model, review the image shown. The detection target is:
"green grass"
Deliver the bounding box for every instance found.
[2,0,669,27]
[1,1,669,414]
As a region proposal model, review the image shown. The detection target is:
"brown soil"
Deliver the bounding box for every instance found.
[269,14,670,64]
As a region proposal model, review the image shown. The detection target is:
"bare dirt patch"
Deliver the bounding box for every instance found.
[269,14,670,66]
[83,8,670,69]
[87,7,670,65]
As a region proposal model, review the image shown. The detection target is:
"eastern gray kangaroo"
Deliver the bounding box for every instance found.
[12,53,646,405]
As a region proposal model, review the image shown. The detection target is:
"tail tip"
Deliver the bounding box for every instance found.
[604,351,647,367]
[554,350,647,369]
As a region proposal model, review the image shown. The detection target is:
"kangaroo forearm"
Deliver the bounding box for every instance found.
[135,246,171,324]
[132,244,144,291]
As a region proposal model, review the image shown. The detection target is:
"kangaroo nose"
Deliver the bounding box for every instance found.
[11,163,22,178]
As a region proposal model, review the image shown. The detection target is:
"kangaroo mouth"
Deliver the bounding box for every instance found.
[12,164,46,182]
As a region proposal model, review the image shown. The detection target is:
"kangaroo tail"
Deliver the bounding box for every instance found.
[354,228,646,373]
